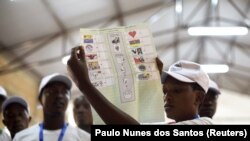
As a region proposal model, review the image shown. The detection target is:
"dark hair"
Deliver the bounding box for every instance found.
[0,95,6,101]
[74,95,90,105]
[191,83,205,95]
[207,88,220,95]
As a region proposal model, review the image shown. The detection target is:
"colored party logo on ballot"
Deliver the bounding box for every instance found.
[138,72,151,80]
[83,35,94,43]
[129,39,141,47]
[129,31,136,38]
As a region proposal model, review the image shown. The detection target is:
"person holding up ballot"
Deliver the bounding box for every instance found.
[67,46,213,125]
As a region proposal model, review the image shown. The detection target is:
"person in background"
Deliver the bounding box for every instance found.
[0,86,10,141]
[199,80,221,118]
[73,95,93,133]
[2,96,31,139]
[0,87,7,113]
[67,46,213,125]
[13,73,90,141]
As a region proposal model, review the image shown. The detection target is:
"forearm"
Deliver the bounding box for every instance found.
[79,83,140,125]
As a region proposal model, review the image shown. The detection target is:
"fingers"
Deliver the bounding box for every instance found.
[156,57,163,75]
[78,46,85,60]
[68,46,86,63]
[156,57,163,68]
[70,46,81,61]
[156,57,162,64]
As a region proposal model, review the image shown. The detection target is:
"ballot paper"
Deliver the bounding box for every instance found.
[80,23,164,124]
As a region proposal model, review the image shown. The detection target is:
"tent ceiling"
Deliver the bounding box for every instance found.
[0,0,250,95]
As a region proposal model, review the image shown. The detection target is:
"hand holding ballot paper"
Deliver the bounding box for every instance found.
[67,23,165,124]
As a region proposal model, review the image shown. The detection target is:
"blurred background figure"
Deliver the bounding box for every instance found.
[199,80,221,118]
[0,86,10,141]
[2,96,31,139]
[73,95,93,133]
[0,87,7,111]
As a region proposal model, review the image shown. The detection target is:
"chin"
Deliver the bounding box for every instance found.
[49,111,65,116]
[166,114,175,120]
[200,113,213,118]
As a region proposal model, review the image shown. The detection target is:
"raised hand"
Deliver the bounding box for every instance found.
[67,46,91,89]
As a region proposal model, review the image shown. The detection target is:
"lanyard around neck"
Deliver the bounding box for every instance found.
[194,114,200,119]
[39,123,68,141]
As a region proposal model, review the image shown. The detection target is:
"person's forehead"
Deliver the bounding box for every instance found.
[74,98,90,106]
[163,77,192,87]
[44,82,69,90]
[5,103,26,111]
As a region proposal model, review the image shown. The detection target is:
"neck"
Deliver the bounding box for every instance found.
[175,114,199,122]
[43,113,65,130]
[11,133,15,139]
[207,115,213,119]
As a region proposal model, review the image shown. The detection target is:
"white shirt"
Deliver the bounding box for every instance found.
[13,124,90,141]
[142,117,214,125]
[0,129,11,141]
[174,117,214,125]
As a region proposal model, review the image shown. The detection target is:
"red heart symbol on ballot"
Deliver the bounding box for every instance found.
[129,31,136,38]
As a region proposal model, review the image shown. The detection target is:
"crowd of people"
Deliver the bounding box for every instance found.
[0,46,222,140]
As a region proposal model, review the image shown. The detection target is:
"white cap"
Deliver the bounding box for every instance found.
[38,73,72,99]
[208,80,221,94]
[2,96,29,113]
[0,86,7,99]
[161,60,209,93]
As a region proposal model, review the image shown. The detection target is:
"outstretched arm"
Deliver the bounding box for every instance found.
[67,46,139,124]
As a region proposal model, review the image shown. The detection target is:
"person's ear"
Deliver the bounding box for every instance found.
[39,90,45,106]
[2,119,6,126]
[41,94,46,106]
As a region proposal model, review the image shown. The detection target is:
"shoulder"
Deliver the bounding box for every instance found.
[13,124,40,140]
[18,124,40,134]
[0,130,11,141]
[67,125,90,140]
[175,117,214,125]
[196,117,214,125]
